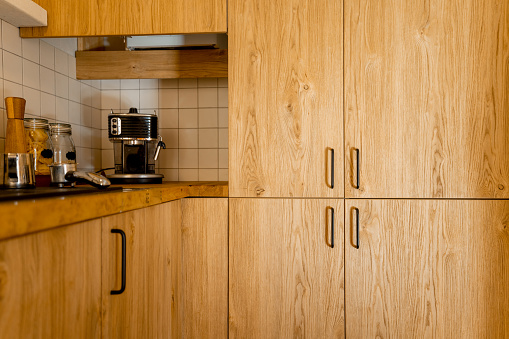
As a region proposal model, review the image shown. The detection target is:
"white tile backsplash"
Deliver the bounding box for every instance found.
[54,49,69,75]
[40,66,55,94]
[40,92,56,120]
[198,87,217,107]
[179,108,198,128]
[199,108,218,128]
[121,79,139,90]
[23,59,39,89]
[22,38,39,63]
[179,88,197,108]
[158,88,178,108]
[2,21,21,56]
[39,41,55,70]
[23,86,41,115]
[199,129,218,148]
[3,51,22,83]
[0,16,230,180]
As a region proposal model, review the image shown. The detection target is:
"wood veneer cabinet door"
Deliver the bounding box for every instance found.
[345,0,509,198]
[20,0,226,37]
[102,202,180,339]
[345,200,509,338]
[229,199,345,338]
[229,0,344,198]
[0,220,102,338]
[179,198,228,339]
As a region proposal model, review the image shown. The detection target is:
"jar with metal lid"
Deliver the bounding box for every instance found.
[24,118,53,175]
[49,123,76,164]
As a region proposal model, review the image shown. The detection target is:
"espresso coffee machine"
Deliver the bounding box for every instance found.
[107,108,165,184]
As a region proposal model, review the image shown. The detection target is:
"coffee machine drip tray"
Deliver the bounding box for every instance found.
[107,173,164,184]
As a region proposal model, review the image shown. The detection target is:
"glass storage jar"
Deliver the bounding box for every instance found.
[49,123,76,164]
[24,118,53,175]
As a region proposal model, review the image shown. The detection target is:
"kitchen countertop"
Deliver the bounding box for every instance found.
[0,181,228,241]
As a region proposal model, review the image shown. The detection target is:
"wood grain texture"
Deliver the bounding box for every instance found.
[102,203,180,339]
[180,198,228,339]
[345,199,509,338]
[76,49,228,80]
[0,181,227,241]
[0,219,102,338]
[229,199,344,338]
[229,0,344,198]
[20,0,226,37]
[345,0,509,198]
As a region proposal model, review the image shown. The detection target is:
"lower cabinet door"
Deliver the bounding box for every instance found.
[0,219,102,338]
[229,198,345,338]
[101,201,181,339]
[179,198,228,339]
[345,200,509,338]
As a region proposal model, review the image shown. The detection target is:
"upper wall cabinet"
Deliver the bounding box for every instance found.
[345,0,509,198]
[229,0,343,198]
[19,0,227,38]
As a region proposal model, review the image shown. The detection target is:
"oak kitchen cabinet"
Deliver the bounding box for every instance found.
[0,219,102,339]
[345,200,509,338]
[230,0,509,199]
[19,0,227,38]
[345,0,509,198]
[228,0,509,337]
[102,198,228,339]
[228,0,343,198]
[0,197,227,339]
[229,199,345,338]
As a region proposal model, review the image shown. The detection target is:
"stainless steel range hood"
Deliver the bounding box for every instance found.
[126,33,228,50]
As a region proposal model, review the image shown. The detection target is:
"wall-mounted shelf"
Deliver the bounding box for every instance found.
[0,0,46,27]
[76,49,228,80]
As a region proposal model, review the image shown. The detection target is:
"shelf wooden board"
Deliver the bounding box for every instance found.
[76,49,228,79]
[0,0,47,27]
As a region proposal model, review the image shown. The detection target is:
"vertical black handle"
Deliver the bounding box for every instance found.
[330,148,334,189]
[355,148,360,189]
[111,229,126,295]
[331,207,335,248]
[354,207,360,249]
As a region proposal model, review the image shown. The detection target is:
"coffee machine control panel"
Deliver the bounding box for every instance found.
[110,117,121,135]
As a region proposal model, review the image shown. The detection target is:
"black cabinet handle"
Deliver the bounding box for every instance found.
[355,148,360,189]
[330,148,334,189]
[111,229,126,295]
[331,207,335,248]
[354,207,360,249]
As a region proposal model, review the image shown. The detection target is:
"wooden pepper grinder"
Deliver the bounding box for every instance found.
[5,97,27,153]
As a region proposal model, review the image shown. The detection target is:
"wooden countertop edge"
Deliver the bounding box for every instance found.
[0,181,227,241]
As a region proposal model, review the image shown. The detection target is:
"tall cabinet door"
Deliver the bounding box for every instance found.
[229,199,345,338]
[229,0,343,198]
[345,0,509,198]
[345,200,509,338]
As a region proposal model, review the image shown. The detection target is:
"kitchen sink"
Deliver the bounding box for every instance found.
[0,186,123,202]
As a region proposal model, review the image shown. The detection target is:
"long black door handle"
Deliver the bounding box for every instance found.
[330,148,334,189]
[111,229,126,295]
[331,207,335,248]
[355,148,360,189]
[354,207,360,249]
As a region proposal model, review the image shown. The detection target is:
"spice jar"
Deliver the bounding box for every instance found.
[24,118,53,175]
[49,123,76,164]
